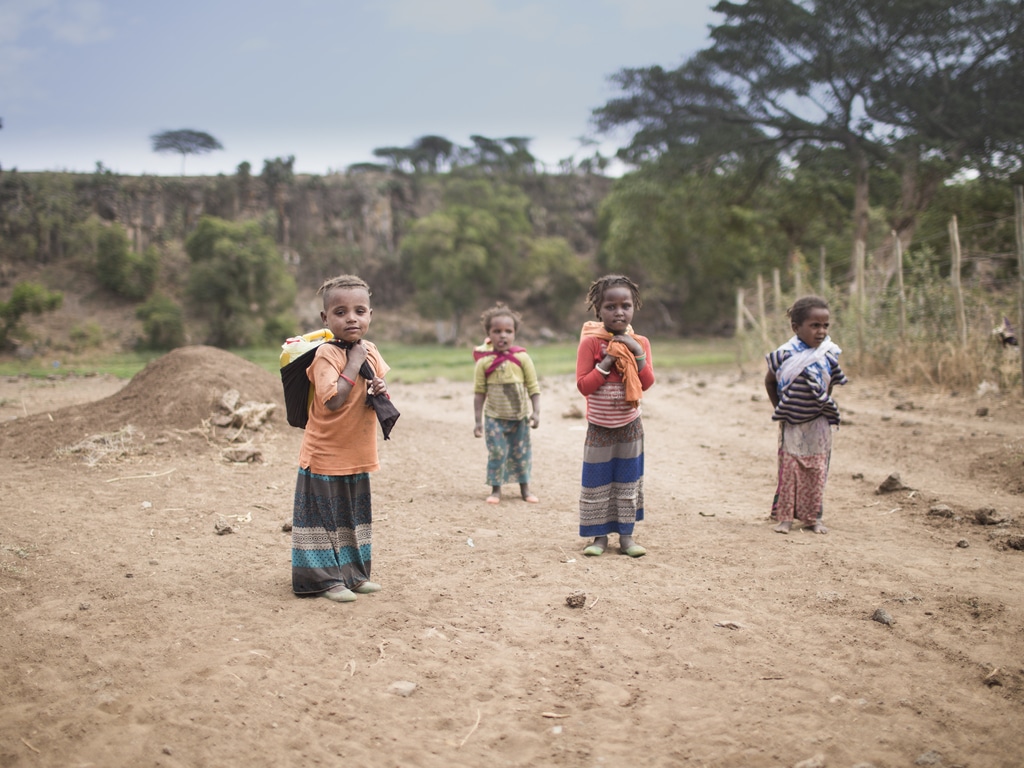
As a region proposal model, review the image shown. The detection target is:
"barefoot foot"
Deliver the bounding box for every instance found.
[773,521,793,534]
[485,494,500,505]
[810,522,829,534]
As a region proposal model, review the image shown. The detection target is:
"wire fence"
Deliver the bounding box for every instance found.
[736,190,1024,397]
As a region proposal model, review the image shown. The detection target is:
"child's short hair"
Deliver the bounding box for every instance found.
[585,274,642,317]
[318,274,371,306]
[480,302,521,334]
[787,295,829,326]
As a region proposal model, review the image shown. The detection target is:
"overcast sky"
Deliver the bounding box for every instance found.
[1,0,719,176]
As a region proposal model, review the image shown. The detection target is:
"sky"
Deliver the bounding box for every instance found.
[0,0,720,177]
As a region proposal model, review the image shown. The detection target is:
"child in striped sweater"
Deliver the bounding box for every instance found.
[764,296,848,534]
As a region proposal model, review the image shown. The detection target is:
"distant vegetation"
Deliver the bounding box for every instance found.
[0,1,1021,382]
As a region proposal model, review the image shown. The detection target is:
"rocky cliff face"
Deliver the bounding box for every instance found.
[2,167,610,306]
[1,167,612,352]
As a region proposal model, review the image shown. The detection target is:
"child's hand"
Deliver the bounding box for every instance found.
[473,424,483,438]
[346,341,369,369]
[368,376,387,396]
[530,414,540,429]
[613,334,642,356]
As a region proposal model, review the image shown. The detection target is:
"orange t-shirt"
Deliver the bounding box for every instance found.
[297,341,390,475]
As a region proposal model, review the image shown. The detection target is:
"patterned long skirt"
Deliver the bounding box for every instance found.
[292,468,372,595]
[484,416,531,486]
[579,417,644,537]
[771,417,833,525]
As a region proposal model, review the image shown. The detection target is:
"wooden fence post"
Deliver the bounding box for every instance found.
[735,288,745,337]
[1015,185,1024,395]
[819,245,827,297]
[854,239,865,360]
[772,268,782,312]
[948,215,968,348]
[893,230,906,341]
[757,274,770,350]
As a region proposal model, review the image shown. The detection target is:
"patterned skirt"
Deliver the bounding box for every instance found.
[771,417,833,524]
[292,468,372,595]
[579,417,644,537]
[484,416,531,486]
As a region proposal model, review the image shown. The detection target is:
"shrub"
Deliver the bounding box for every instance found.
[0,282,63,351]
[136,293,186,350]
[94,224,159,300]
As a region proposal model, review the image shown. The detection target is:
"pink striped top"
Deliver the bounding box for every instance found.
[576,334,655,428]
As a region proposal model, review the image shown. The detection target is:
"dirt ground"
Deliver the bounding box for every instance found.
[1,345,1022,768]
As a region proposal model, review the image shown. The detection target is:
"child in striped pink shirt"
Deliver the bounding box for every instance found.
[575,275,655,558]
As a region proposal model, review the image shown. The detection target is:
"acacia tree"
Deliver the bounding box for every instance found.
[593,0,1024,265]
[151,129,224,175]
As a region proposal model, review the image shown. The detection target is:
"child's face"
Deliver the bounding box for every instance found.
[321,286,372,344]
[793,307,830,348]
[488,315,516,351]
[598,286,634,334]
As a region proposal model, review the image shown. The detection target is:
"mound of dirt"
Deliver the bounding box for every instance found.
[0,346,284,460]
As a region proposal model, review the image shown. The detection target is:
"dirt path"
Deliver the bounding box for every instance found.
[1,350,1022,768]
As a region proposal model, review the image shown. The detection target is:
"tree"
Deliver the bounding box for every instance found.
[85,221,158,300]
[184,216,295,347]
[261,156,295,246]
[0,282,63,351]
[593,0,1024,266]
[597,167,787,330]
[136,292,186,350]
[411,135,456,173]
[151,129,224,175]
[399,179,533,340]
[522,237,590,326]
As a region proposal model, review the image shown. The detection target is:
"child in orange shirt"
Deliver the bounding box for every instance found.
[292,275,390,603]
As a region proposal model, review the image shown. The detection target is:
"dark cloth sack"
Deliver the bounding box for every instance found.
[280,339,399,438]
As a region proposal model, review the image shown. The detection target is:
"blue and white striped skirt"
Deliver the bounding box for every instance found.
[579,417,644,537]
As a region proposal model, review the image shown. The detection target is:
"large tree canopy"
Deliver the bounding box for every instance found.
[593,0,1024,260]
[151,129,224,175]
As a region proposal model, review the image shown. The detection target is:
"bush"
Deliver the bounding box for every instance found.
[0,282,63,351]
[94,224,159,300]
[68,321,106,352]
[185,216,296,347]
[136,293,186,350]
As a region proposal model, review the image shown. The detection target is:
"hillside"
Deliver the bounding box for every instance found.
[0,168,612,355]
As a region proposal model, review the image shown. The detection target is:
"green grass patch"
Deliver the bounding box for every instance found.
[0,351,165,379]
[239,339,738,384]
[0,338,739,383]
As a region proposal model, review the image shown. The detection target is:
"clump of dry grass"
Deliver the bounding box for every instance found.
[855,341,1021,393]
[57,425,141,466]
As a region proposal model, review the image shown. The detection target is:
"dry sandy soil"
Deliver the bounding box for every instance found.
[1,346,1022,768]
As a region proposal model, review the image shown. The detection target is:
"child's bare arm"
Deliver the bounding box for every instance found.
[325,344,367,411]
[529,393,540,428]
[473,393,486,437]
[764,369,780,409]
